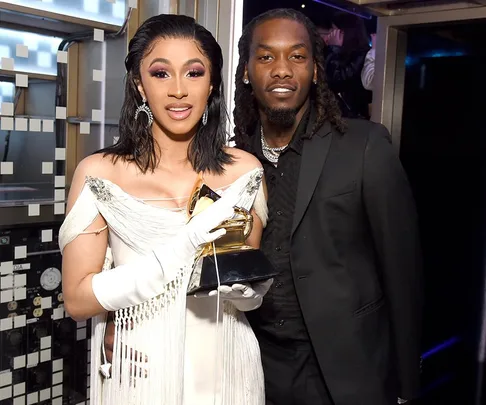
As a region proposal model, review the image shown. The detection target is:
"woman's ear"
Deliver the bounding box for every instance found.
[136,80,147,101]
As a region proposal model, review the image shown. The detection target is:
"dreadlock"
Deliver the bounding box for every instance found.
[232,8,346,151]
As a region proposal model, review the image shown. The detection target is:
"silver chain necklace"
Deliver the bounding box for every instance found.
[260,126,288,165]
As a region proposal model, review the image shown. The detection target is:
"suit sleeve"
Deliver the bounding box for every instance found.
[362,123,423,400]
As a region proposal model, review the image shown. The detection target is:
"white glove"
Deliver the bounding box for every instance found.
[195,278,273,312]
[173,197,236,262]
[92,196,239,312]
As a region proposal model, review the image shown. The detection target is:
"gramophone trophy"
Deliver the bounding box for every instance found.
[186,177,277,295]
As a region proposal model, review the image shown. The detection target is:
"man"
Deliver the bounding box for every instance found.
[232,8,422,405]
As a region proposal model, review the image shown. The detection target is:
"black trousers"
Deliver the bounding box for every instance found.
[260,338,334,405]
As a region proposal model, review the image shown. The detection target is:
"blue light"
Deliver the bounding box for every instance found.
[405,56,417,66]
[426,49,466,58]
[421,336,460,360]
[421,374,454,396]
[406,50,467,66]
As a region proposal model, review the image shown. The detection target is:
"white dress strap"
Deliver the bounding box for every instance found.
[253,182,268,228]
[59,182,101,253]
[224,167,267,228]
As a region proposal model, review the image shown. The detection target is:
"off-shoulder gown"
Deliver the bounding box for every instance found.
[58,168,267,405]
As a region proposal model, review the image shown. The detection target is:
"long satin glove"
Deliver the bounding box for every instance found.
[92,198,238,312]
[195,279,273,312]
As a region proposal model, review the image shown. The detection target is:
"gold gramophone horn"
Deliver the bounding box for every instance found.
[186,175,253,256]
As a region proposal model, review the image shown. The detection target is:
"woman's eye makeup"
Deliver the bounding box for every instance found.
[187,65,205,78]
[148,66,169,78]
[148,64,206,79]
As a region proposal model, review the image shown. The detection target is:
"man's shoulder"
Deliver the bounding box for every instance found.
[343,118,388,135]
[323,118,391,145]
[308,119,392,161]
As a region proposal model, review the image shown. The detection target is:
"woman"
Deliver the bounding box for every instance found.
[323,12,372,119]
[59,14,270,405]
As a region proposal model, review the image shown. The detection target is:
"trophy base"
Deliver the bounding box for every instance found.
[187,249,279,295]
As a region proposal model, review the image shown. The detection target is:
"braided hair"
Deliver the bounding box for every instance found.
[232,8,346,150]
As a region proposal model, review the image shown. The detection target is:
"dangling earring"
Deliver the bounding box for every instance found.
[202,105,208,126]
[243,78,249,85]
[313,78,317,84]
[135,97,154,126]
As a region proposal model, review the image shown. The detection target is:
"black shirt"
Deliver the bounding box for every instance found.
[244,109,333,404]
[246,109,311,343]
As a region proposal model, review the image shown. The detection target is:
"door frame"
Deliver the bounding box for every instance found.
[178,0,243,136]
[371,6,486,150]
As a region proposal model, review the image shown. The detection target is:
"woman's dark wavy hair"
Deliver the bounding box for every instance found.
[100,14,232,174]
[232,8,346,150]
[332,12,370,59]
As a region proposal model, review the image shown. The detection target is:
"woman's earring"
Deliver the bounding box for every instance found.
[313,78,317,84]
[202,105,208,126]
[243,78,250,85]
[135,97,154,126]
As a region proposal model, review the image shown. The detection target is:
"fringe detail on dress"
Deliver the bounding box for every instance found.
[96,266,189,405]
[221,302,265,405]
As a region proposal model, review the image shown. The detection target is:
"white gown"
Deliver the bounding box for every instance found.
[58,168,267,405]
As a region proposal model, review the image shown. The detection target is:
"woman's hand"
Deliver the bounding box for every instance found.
[195,279,274,312]
[327,29,344,47]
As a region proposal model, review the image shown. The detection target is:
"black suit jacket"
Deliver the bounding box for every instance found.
[289,118,422,404]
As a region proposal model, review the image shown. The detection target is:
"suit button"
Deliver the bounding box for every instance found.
[275,281,283,288]
[275,246,281,252]
[275,319,285,327]
[276,210,283,216]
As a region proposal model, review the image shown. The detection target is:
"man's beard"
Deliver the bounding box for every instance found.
[263,106,298,130]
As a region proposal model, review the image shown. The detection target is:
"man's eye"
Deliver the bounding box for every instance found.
[259,55,272,61]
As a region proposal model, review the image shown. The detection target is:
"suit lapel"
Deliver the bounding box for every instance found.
[292,122,332,235]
